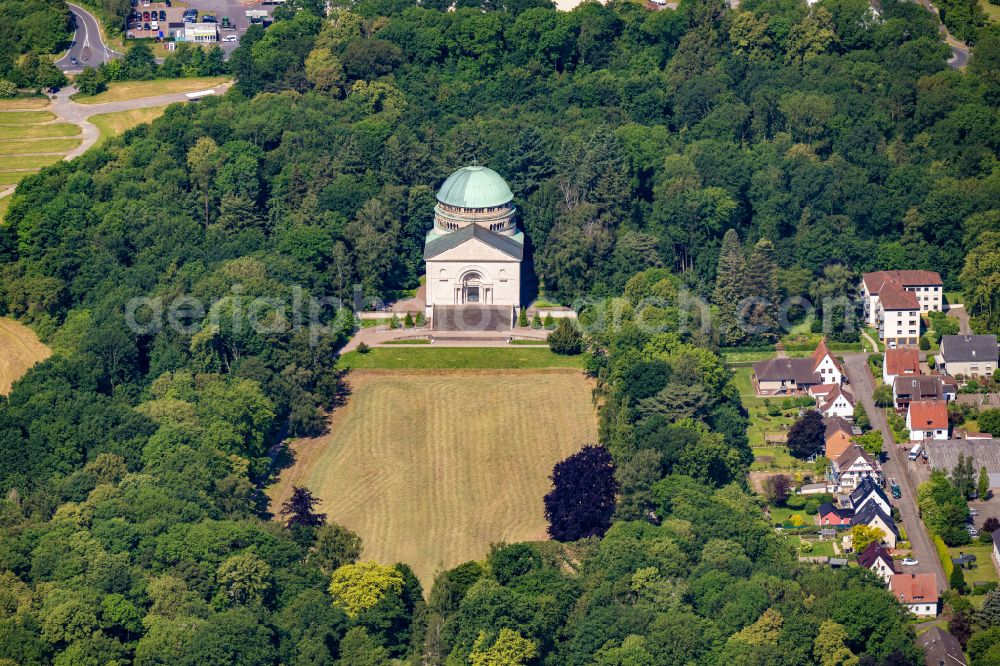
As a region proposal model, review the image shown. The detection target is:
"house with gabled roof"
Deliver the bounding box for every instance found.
[907,400,950,441]
[752,339,844,396]
[857,542,896,584]
[819,502,853,526]
[811,384,855,419]
[861,270,942,348]
[883,348,920,385]
[939,334,999,379]
[831,445,883,493]
[852,503,899,548]
[889,573,939,617]
[848,477,891,515]
[893,376,953,411]
[823,416,857,461]
[916,627,967,666]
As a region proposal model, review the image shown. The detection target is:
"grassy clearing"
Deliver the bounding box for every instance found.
[751,445,810,471]
[0,111,57,125]
[2,155,64,170]
[0,197,10,222]
[0,317,52,395]
[74,77,231,104]
[268,369,598,587]
[0,123,80,139]
[980,0,1000,22]
[90,106,169,148]
[0,138,82,155]
[338,347,585,370]
[0,171,38,185]
[948,544,999,586]
[0,97,50,110]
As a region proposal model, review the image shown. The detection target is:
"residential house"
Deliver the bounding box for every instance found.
[939,335,999,378]
[907,400,950,441]
[893,376,951,410]
[849,477,892,515]
[818,502,853,526]
[857,542,896,584]
[824,416,857,461]
[916,627,967,666]
[831,445,883,493]
[810,384,855,419]
[852,503,899,548]
[883,348,920,385]
[862,271,942,348]
[889,573,939,617]
[752,339,844,395]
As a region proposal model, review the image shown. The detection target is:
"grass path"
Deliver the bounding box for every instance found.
[0,111,57,125]
[268,369,597,587]
[0,97,50,110]
[0,138,83,155]
[73,77,231,104]
[0,317,51,394]
[0,123,81,139]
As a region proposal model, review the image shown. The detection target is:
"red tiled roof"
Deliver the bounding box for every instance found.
[863,270,943,291]
[811,338,844,374]
[884,348,920,377]
[877,282,919,310]
[908,400,949,430]
[890,573,938,605]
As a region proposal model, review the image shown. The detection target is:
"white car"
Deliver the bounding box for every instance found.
[223,34,238,42]
[902,557,918,566]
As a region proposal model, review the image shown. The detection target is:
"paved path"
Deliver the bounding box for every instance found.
[56,3,123,72]
[341,325,550,352]
[843,352,948,591]
[0,82,231,199]
[946,304,971,334]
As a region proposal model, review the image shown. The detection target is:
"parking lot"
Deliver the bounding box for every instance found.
[127,0,274,55]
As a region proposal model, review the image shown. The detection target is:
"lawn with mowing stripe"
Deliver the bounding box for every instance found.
[2,155,63,170]
[0,171,37,185]
[0,197,9,221]
[90,106,169,148]
[0,97,49,110]
[338,347,585,369]
[0,111,57,125]
[74,77,231,104]
[268,369,597,587]
[0,138,82,155]
[0,123,80,139]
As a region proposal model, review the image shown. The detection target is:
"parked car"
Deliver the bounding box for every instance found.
[159,10,166,20]
[150,21,158,30]
[891,482,901,499]
[142,11,150,20]
[143,22,150,30]
[902,557,918,566]
[201,15,217,22]
[70,56,78,66]
[222,34,238,42]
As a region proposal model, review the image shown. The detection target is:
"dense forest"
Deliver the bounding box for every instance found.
[0,0,71,90]
[0,0,999,662]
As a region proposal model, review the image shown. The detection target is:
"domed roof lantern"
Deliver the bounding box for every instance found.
[436,165,514,209]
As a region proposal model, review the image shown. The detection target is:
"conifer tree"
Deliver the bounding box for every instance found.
[745,238,780,342]
[713,229,746,345]
[518,307,529,327]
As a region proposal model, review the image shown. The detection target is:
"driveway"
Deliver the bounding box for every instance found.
[842,353,948,590]
[56,3,123,72]
[946,304,971,335]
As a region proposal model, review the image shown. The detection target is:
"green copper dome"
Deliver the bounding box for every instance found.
[436,166,514,209]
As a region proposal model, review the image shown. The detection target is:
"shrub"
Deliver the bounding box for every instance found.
[403,312,414,328]
[919,336,930,350]
[0,79,16,98]
[543,313,555,330]
[548,319,582,356]
[781,398,794,410]
[390,314,401,329]
[356,342,370,354]
[415,311,426,327]
[531,313,542,329]
[518,307,528,327]
[767,403,781,417]
[785,494,808,510]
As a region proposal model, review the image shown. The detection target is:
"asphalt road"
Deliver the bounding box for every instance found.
[56,3,123,72]
[842,353,948,591]
[949,44,970,68]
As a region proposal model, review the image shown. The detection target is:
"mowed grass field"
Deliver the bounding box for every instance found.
[90,106,170,148]
[0,317,51,395]
[268,369,598,587]
[0,100,80,191]
[74,77,231,104]
[338,347,584,370]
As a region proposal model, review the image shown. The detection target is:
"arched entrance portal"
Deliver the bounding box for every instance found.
[462,272,482,303]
